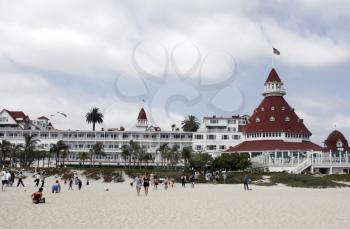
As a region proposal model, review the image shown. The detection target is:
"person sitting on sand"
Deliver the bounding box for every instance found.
[52,180,61,193]
[31,187,45,204]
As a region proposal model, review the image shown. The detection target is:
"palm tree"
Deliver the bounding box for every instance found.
[171,124,176,131]
[86,107,104,131]
[129,140,140,166]
[23,135,40,167]
[89,142,104,167]
[157,143,170,167]
[10,144,23,167]
[78,152,90,167]
[181,146,192,170]
[0,140,12,167]
[181,115,200,132]
[51,141,69,167]
[169,145,180,168]
[121,145,131,167]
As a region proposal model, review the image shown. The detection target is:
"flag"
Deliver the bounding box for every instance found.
[273,47,280,55]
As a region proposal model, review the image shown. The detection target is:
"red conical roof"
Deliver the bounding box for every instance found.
[243,96,311,135]
[137,108,147,120]
[324,130,349,151]
[265,68,282,83]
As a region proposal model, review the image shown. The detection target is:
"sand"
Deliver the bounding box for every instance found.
[1,176,350,229]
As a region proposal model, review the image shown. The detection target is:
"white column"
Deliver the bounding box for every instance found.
[346,151,348,164]
[275,151,277,165]
[320,152,323,164]
[282,152,284,166]
[329,150,332,164]
[297,152,300,164]
[340,151,342,164]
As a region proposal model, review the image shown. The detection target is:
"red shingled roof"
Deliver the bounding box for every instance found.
[265,68,282,83]
[7,110,28,121]
[324,130,350,151]
[37,116,49,120]
[226,140,323,152]
[137,108,147,120]
[244,96,311,134]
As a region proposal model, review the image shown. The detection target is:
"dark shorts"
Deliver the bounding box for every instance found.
[143,182,149,187]
[2,180,7,185]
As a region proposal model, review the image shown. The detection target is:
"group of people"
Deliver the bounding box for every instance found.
[1,169,26,191]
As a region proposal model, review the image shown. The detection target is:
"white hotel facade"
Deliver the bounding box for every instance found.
[0,108,247,166]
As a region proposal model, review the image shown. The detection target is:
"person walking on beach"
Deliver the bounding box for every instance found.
[77,178,82,190]
[181,175,187,188]
[17,171,25,187]
[1,170,7,191]
[222,171,227,184]
[40,172,45,188]
[132,175,143,196]
[31,187,45,204]
[68,177,73,190]
[190,173,195,188]
[34,173,40,187]
[143,173,150,196]
[243,175,250,191]
[6,170,11,186]
[164,177,169,190]
[154,176,159,190]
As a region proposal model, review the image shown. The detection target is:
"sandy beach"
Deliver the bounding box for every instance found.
[1,176,350,229]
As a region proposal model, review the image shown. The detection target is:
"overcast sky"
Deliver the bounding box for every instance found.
[0,0,349,144]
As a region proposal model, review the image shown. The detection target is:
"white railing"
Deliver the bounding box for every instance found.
[292,158,311,174]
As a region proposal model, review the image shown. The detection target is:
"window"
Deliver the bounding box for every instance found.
[228,120,236,124]
[233,135,240,140]
[206,145,217,151]
[269,116,275,122]
[281,106,285,110]
[210,120,218,124]
[261,107,265,111]
[221,135,229,140]
[285,116,291,122]
[195,134,203,140]
[207,134,216,140]
[271,106,275,110]
[160,134,169,139]
[219,145,226,150]
[195,145,202,150]
[0,117,8,122]
[256,117,261,123]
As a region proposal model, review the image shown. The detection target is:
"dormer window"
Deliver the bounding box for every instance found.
[271,106,275,111]
[285,117,290,122]
[256,117,261,123]
[281,106,285,110]
[261,107,265,111]
[269,116,275,122]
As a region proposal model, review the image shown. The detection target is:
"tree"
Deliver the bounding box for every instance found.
[86,107,104,131]
[121,145,131,167]
[213,153,251,171]
[10,144,23,167]
[89,142,105,166]
[168,145,181,168]
[51,141,69,167]
[171,124,176,131]
[189,152,213,170]
[0,140,12,167]
[181,146,192,170]
[23,135,40,167]
[181,115,200,132]
[78,152,90,167]
[129,140,140,166]
[157,143,170,167]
